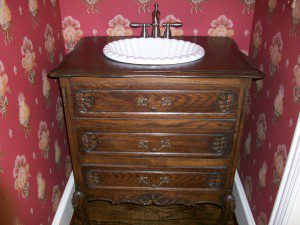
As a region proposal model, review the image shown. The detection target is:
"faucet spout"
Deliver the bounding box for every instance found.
[151,3,160,38]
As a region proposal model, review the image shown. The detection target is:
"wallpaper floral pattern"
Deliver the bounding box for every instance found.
[59,0,256,53]
[0,1,69,225]
[239,0,300,223]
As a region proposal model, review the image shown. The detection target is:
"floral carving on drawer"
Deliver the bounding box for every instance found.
[210,135,230,155]
[80,132,99,153]
[87,171,101,187]
[214,92,236,113]
[75,91,94,112]
[124,193,194,206]
[207,173,223,190]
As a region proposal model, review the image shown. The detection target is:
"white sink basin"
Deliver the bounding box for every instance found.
[103,38,205,65]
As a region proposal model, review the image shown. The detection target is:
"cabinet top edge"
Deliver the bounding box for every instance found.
[49,36,264,80]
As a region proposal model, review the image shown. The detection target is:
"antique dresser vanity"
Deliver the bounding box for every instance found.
[49,36,263,225]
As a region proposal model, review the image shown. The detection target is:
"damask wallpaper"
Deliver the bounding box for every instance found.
[1,0,299,225]
[239,0,300,224]
[58,0,256,53]
[0,1,70,225]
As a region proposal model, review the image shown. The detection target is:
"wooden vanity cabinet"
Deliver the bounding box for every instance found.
[49,36,264,225]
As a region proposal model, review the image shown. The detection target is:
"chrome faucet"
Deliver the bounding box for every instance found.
[130,4,183,39]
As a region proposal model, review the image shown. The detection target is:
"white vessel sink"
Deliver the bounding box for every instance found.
[103,38,205,65]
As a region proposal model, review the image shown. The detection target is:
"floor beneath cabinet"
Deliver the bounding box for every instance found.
[71,201,238,225]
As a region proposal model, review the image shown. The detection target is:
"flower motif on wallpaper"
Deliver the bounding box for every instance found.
[21,36,36,84]
[256,79,263,96]
[0,0,13,44]
[44,23,55,64]
[244,176,252,201]
[107,15,133,36]
[18,92,31,139]
[160,15,184,36]
[272,84,284,123]
[257,212,268,225]
[38,121,50,159]
[268,0,277,21]
[50,0,57,16]
[13,155,31,198]
[56,97,64,129]
[258,161,267,190]
[0,60,10,117]
[293,55,300,103]
[189,0,208,13]
[269,32,283,77]
[208,15,234,37]
[291,1,300,37]
[65,155,72,178]
[273,144,287,184]
[42,70,51,106]
[245,131,251,156]
[28,0,39,28]
[136,0,153,13]
[52,185,61,211]
[62,16,83,52]
[241,0,255,14]
[83,0,103,14]
[252,20,262,59]
[37,171,46,203]
[54,139,61,167]
[256,113,267,149]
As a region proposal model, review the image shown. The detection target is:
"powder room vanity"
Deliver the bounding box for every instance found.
[49,36,264,225]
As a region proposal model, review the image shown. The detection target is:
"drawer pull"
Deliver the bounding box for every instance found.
[137,97,172,111]
[139,176,170,188]
[138,139,171,152]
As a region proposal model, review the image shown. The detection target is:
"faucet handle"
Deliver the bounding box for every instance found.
[162,22,183,39]
[130,23,151,38]
[162,22,183,28]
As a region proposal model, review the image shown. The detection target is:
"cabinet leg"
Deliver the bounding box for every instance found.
[72,191,90,225]
[217,194,236,225]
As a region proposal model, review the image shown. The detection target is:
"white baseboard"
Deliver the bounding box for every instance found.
[52,172,75,225]
[233,171,256,225]
[269,114,300,225]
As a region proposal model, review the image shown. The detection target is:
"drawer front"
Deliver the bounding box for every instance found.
[77,131,233,158]
[82,166,226,191]
[72,89,238,117]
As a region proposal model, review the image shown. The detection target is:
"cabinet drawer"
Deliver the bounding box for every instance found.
[72,89,238,117]
[82,166,226,191]
[77,131,233,158]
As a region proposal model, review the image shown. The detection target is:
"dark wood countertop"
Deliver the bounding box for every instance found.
[49,36,264,79]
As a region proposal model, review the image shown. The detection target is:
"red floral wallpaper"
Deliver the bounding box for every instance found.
[239,0,300,224]
[58,0,256,54]
[0,1,70,225]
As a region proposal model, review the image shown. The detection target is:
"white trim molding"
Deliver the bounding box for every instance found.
[269,114,300,225]
[52,172,75,225]
[233,172,256,225]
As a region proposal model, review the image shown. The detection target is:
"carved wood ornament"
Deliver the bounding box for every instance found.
[87,171,101,187]
[215,92,236,113]
[76,91,94,112]
[207,173,223,190]
[80,132,99,153]
[210,135,229,155]
[123,193,195,206]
